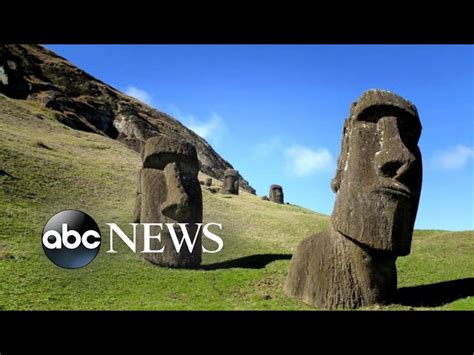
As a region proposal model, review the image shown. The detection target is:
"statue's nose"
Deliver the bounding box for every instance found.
[375,116,416,183]
[161,162,191,220]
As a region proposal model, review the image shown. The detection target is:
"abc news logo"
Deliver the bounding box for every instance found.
[42,210,223,269]
[42,210,102,269]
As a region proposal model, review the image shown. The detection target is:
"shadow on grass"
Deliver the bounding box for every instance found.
[0,169,19,179]
[397,278,474,307]
[201,253,292,270]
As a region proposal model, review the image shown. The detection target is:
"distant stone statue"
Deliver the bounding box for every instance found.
[222,168,239,195]
[205,177,212,186]
[285,89,423,309]
[133,135,203,268]
[269,184,284,204]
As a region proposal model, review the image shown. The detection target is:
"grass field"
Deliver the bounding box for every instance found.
[1,94,473,310]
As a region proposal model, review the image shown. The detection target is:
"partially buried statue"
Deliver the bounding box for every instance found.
[222,168,239,195]
[133,135,203,268]
[285,89,423,309]
[269,184,284,204]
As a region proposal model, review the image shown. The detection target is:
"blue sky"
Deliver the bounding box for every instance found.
[46,45,473,230]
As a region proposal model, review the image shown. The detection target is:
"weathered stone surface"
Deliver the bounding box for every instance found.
[136,136,202,268]
[331,89,422,256]
[205,178,212,186]
[261,195,269,201]
[269,184,284,204]
[285,225,397,309]
[133,170,141,223]
[0,44,256,194]
[285,89,423,309]
[222,169,239,195]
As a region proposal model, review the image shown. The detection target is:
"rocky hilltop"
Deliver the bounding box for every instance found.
[0,44,255,193]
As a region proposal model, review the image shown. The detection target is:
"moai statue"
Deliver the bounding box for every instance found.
[222,168,239,195]
[205,178,212,187]
[285,89,423,309]
[133,135,203,268]
[269,184,284,204]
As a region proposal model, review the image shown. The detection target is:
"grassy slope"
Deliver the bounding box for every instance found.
[0,94,473,310]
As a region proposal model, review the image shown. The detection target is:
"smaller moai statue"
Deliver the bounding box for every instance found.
[269,184,284,204]
[222,168,239,195]
[133,135,203,268]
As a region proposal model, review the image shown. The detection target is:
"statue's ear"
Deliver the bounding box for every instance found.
[331,118,350,193]
[331,176,340,193]
[140,142,145,162]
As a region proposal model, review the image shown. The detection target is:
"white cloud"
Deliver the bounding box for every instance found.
[252,138,334,177]
[125,86,152,105]
[432,144,474,170]
[187,113,227,144]
[284,145,333,177]
[253,137,283,158]
[158,104,227,145]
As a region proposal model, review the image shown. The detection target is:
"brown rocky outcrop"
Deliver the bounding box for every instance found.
[0,44,255,193]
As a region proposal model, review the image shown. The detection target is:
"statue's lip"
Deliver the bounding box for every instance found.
[377,183,413,198]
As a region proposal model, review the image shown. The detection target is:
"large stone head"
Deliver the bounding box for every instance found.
[331,89,422,256]
[139,136,202,267]
[269,184,284,204]
[141,136,202,224]
[223,168,239,195]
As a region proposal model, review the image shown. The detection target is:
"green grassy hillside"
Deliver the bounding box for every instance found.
[1,94,473,310]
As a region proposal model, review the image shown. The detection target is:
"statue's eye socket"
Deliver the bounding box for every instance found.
[144,153,198,174]
[181,175,192,184]
[177,161,199,176]
[397,118,422,146]
[356,115,379,123]
[357,108,421,139]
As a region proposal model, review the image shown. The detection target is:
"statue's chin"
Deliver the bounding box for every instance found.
[332,190,414,255]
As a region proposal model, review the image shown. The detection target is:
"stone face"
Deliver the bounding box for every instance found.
[269,184,284,204]
[222,169,239,195]
[135,136,202,268]
[285,89,423,309]
[331,89,422,256]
